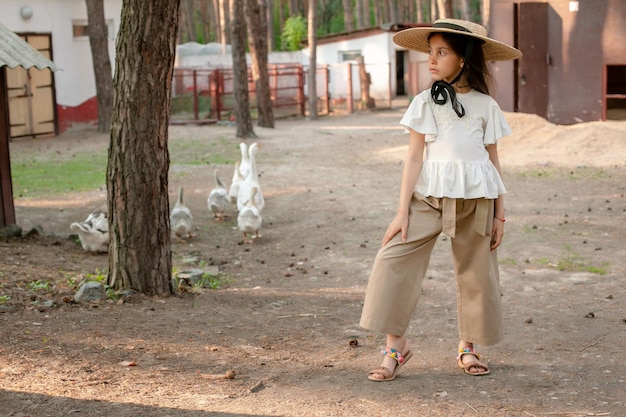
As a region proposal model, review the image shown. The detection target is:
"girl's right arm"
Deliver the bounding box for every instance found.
[381,129,425,246]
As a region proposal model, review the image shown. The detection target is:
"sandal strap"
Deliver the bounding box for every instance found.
[457,347,480,360]
[380,347,408,364]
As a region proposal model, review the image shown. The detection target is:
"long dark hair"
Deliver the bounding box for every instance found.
[429,32,491,95]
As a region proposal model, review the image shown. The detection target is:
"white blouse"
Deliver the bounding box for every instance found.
[399,89,511,199]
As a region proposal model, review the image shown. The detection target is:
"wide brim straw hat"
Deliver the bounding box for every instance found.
[393,18,522,61]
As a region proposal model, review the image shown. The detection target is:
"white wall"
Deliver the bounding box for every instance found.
[3,0,121,108]
[305,32,396,100]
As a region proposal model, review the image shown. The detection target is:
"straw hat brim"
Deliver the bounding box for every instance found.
[393,27,522,61]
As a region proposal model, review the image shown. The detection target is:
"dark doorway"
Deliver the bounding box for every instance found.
[396,50,406,96]
[604,65,626,120]
[515,2,549,118]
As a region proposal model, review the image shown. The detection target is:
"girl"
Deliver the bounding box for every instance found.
[360,19,522,381]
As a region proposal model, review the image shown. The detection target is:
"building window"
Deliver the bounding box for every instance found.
[73,20,113,38]
[72,21,89,37]
[339,50,362,62]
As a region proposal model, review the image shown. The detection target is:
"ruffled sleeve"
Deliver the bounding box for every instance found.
[483,101,512,145]
[399,91,438,137]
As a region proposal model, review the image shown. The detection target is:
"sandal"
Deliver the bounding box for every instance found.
[367,347,413,382]
[457,347,490,376]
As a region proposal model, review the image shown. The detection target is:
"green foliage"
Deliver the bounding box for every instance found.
[319,1,344,34]
[28,280,51,291]
[281,15,307,51]
[0,295,10,305]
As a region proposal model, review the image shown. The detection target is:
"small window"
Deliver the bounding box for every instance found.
[339,50,362,62]
[73,21,89,37]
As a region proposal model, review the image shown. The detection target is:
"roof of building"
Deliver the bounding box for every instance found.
[0,22,60,70]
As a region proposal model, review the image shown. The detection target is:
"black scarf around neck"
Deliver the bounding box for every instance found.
[430,37,475,118]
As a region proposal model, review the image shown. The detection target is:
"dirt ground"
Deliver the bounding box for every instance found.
[1,104,625,417]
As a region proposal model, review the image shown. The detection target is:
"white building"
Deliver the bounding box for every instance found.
[3,1,122,134]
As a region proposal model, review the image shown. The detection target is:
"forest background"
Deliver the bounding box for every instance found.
[176,0,490,52]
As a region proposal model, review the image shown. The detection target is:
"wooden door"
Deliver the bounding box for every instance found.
[516,2,549,118]
[6,34,56,138]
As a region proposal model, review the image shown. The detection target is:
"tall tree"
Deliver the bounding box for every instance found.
[246,0,275,127]
[342,0,354,32]
[220,0,230,50]
[230,0,256,137]
[481,0,491,28]
[107,0,181,295]
[307,0,318,119]
[355,0,363,29]
[266,0,275,50]
[85,0,113,133]
[182,0,196,41]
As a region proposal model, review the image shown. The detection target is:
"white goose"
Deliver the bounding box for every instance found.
[237,142,251,180]
[237,186,262,244]
[170,186,193,240]
[70,210,109,253]
[229,143,251,208]
[236,142,264,212]
[207,168,230,221]
[228,161,244,206]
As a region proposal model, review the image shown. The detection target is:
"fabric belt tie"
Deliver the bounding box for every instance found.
[441,198,490,238]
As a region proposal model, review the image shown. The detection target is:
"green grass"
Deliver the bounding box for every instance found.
[11,153,107,198]
[11,135,238,198]
[534,254,608,275]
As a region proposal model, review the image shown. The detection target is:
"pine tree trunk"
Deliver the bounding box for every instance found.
[220,0,230,49]
[481,0,490,29]
[85,0,113,133]
[343,0,354,32]
[246,0,275,127]
[184,0,196,41]
[308,0,318,119]
[355,0,363,29]
[107,0,180,296]
[266,0,275,51]
[213,0,222,43]
[230,0,256,137]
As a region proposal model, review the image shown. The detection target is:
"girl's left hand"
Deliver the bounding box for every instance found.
[490,218,504,250]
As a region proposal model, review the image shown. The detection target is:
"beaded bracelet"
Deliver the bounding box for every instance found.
[494,216,506,222]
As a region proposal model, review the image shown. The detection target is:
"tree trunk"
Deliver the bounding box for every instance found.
[199,0,211,42]
[355,0,363,29]
[85,0,113,133]
[213,0,222,43]
[342,0,353,32]
[266,0,275,51]
[220,0,230,50]
[481,0,491,29]
[307,0,318,119]
[183,0,196,41]
[246,0,275,127]
[107,0,180,295]
[230,0,256,137]
[357,56,374,110]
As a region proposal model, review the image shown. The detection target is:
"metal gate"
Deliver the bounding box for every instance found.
[6,33,57,138]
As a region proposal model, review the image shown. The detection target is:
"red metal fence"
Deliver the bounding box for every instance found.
[171,64,321,123]
[171,62,392,124]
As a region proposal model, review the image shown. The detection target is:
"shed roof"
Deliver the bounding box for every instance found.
[0,22,60,71]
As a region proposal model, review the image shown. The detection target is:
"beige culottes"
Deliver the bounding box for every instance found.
[359,193,503,346]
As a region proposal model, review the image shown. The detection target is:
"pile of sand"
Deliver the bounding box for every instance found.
[499,112,626,167]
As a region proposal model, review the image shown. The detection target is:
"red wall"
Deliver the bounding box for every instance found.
[56,96,98,132]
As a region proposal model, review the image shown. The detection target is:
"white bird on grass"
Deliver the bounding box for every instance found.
[236,142,264,212]
[237,186,262,244]
[208,168,230,221]
[170,186,193,240]
[70,210,109,253]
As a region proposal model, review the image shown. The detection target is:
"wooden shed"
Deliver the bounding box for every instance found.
[0,22,59,228]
